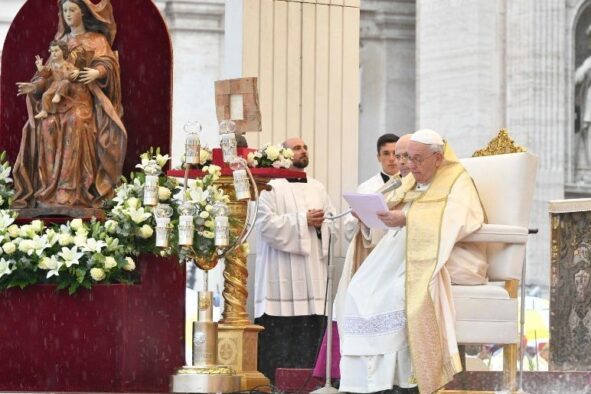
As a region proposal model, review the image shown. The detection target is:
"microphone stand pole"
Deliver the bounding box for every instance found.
[311,209,350,394]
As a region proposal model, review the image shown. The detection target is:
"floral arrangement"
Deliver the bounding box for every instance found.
[0,148,233,294]
[0,152,13,210]
[247,144,293,169]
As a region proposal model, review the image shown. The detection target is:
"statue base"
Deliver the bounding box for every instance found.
[15,207,106,220]
[218,323,270,391]
[171,366,241,393]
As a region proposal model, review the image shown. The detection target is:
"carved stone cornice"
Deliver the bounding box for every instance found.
[361,0,415,41]
[161,0,225,34]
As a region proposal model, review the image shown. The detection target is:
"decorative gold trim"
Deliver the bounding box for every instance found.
[177,365,236,375]
[472,129,527,157]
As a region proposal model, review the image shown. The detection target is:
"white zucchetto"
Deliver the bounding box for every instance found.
[411,129,444,146]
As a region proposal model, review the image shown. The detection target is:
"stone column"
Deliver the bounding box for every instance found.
[159,0,225,165]
[505,0,567,289]
[417,0,567,290]
[359,0,416,182]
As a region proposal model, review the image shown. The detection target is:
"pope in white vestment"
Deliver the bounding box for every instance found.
[338,130,488,394]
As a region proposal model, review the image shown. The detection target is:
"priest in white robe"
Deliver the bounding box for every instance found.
[254,137,336,383]
[338,129,488,394]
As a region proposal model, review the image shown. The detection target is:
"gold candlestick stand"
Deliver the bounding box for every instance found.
[217,176,271,391]
[170,162,270,392]
[171,290,241,392]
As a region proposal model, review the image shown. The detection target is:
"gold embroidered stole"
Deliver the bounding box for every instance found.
[403,162,465,394]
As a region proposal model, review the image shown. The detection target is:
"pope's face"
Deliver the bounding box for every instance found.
[63,1,83,28]
[407,141,443,184]
[394,136,411,177]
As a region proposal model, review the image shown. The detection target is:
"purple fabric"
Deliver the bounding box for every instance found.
[313,322,341,379]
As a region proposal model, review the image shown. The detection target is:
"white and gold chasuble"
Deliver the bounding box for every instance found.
[338,145,487,393]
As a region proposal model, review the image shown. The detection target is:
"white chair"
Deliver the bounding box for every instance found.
[446,141,539,392]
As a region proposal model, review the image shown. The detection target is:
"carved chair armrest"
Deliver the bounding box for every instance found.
[462,224,528,244]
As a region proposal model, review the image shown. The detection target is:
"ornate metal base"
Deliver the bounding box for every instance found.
[171,365,241,393]
[218,323,270,391]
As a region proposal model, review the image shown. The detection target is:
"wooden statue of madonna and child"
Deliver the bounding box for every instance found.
[13,0,126,218]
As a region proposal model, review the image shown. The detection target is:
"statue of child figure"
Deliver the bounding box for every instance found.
[34,40,79,119]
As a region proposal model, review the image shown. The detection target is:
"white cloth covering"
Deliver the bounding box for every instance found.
[338,171,487,393]
[254,177,336,318]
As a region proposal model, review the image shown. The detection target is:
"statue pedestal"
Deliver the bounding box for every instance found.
[218,323,270,391]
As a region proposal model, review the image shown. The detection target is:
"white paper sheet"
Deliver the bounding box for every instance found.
[343,192,390,229]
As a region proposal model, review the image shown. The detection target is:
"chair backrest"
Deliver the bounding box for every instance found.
[460,152,539,280]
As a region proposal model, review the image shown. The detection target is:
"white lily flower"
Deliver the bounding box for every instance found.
[59,246,84,268]
[30,235,49,256]
[127,206,152,224]
[0,258,14,278]
[156,154,170,168]
[0,211,15,231]
[0,166,12,184]
[44,256,63,278]
[82,238,107,254]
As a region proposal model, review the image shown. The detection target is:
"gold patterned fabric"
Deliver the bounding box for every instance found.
[390,144,465,393]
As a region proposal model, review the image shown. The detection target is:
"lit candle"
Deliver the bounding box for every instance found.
[154,204,173,248]
[232,169,250,200]
[184,121,202,165]
[213,201,229,247]
[220,133,237,163]
[178,202,196,246]
[143,160,160,207]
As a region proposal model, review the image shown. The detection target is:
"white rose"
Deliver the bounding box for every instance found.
[7,225,19,238]
[2,241,16,255]
[38,256,54,270]
[158,187,171,201]
[282,148,294,159]
[199,211,209,219]
[70,218,84,231]
[265,145,280,161]
[104,220,118,234]
[31,220,44,233]
[126,197,140,209]
[138,224,154,239]
[19,225,35,238]
[272,161,282,169]
[202,230,214,239]
[90,267,106,281]
[123,257,136,271]
[18,239,34,254]
[58,233,74,246]
[104,256,117,270]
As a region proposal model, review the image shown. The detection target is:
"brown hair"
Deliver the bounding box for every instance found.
[49,40,69,59]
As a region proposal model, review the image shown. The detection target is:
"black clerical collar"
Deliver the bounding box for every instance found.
[287,177,307,183]
[380,172,395,183]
